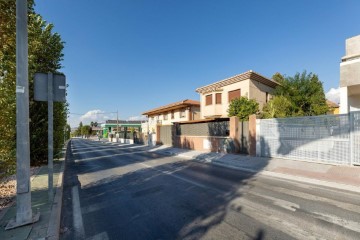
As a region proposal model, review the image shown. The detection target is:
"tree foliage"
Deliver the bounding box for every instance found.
[262,71,329,118]
[0,1,67,174]
[227,97,259,121]
[261,96,292,118]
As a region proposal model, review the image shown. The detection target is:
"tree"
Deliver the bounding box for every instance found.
[263,71,329,118]
[227,97,259,121]
[261,96,293,118]
[81,125,92,138]
[75,122,83,136]
[0,1,67,173]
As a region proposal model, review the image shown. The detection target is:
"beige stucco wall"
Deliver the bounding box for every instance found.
[248,79,275,110]
[339,35,360,113]
[340,59,360,88]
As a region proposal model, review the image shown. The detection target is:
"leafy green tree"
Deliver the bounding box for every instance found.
[263,71,329,118]
[227,97,259,121]
[81,125,92,137]
[75,122,83,136]
[0,0,67,171]
[261,96,292,118]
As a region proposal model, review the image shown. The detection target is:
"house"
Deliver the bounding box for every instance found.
[195,70,279,119]
[340,34,360,113]
[326,100,340,115]
[142,99,200,134]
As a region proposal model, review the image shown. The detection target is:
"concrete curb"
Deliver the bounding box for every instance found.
[155,150,360,194]
[46,141,69,240]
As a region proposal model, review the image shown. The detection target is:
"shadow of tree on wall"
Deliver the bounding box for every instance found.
[60,139,277,240]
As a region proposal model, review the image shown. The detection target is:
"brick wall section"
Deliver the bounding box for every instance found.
[174,135,230,152]
[249,114,257,156]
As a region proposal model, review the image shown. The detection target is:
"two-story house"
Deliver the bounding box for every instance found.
[195,70,279,119]
[142,99,200,133]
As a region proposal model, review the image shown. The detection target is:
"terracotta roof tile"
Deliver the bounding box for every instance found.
[142,99,200,115]
[195,70,279,94]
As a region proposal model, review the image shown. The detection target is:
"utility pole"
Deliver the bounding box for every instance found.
[6,0,40,229]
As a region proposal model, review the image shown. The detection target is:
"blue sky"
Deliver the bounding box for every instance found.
[34,0,360,127]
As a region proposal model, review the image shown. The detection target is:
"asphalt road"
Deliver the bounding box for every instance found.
[60,139,360,240]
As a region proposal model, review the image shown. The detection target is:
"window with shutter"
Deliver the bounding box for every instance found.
[205,94,212,105]
[215,93,222,104]
[228,89,241,103]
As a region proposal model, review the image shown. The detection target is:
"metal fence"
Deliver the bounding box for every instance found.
[258,112,360,165]
[159,125,173,146]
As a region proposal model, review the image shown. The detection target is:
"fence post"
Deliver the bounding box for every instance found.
[350,112,354,166]
[256,119,261,157]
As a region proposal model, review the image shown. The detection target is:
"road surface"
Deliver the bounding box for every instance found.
[60,139,360,240]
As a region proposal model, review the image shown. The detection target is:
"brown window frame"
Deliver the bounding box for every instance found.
[205,94,213,106]
[215,93,222,104]
[228,89,241,103]
[163,113,168,120]
[171,111,174,119]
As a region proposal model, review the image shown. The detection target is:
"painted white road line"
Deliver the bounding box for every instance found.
[139,162,224,193]
[86,231,109,240]
[72,186,85,239]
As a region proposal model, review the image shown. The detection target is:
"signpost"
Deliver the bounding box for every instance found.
[34,72,66,201]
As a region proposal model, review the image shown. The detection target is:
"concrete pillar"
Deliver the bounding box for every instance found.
[249,114,257,156]
[340,87,349,114]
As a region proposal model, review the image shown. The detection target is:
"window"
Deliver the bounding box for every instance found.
[215,93,222,104]
[171,111,174,119]
[205,94,212,105]
[163,113,168,120]
[228,89,241,103]
[265,92,271,103]
[180,109,186,118]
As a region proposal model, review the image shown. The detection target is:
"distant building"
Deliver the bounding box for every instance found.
[340,34,360,113]
[195,70,279,119]
[142,99,201,134]
[101,120,142,137]
[326,100,339,115]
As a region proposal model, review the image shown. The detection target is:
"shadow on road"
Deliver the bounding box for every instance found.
[60,139,272,240]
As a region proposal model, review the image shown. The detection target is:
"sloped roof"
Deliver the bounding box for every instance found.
[195,70,279,94]
[142,99,200,116]
[105,120,143,124]
[326,100,339,108]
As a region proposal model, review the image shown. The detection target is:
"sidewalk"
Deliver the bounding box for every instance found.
[149,145,360,193]
[0,157,65,240]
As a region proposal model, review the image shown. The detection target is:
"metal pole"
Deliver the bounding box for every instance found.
[6,0,39,229]
[48,72,54,201]
[15,0,32,224]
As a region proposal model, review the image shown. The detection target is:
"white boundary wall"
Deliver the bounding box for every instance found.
[257,112,360,165]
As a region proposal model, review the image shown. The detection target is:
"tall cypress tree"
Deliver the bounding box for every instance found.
[0,1,67,175]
